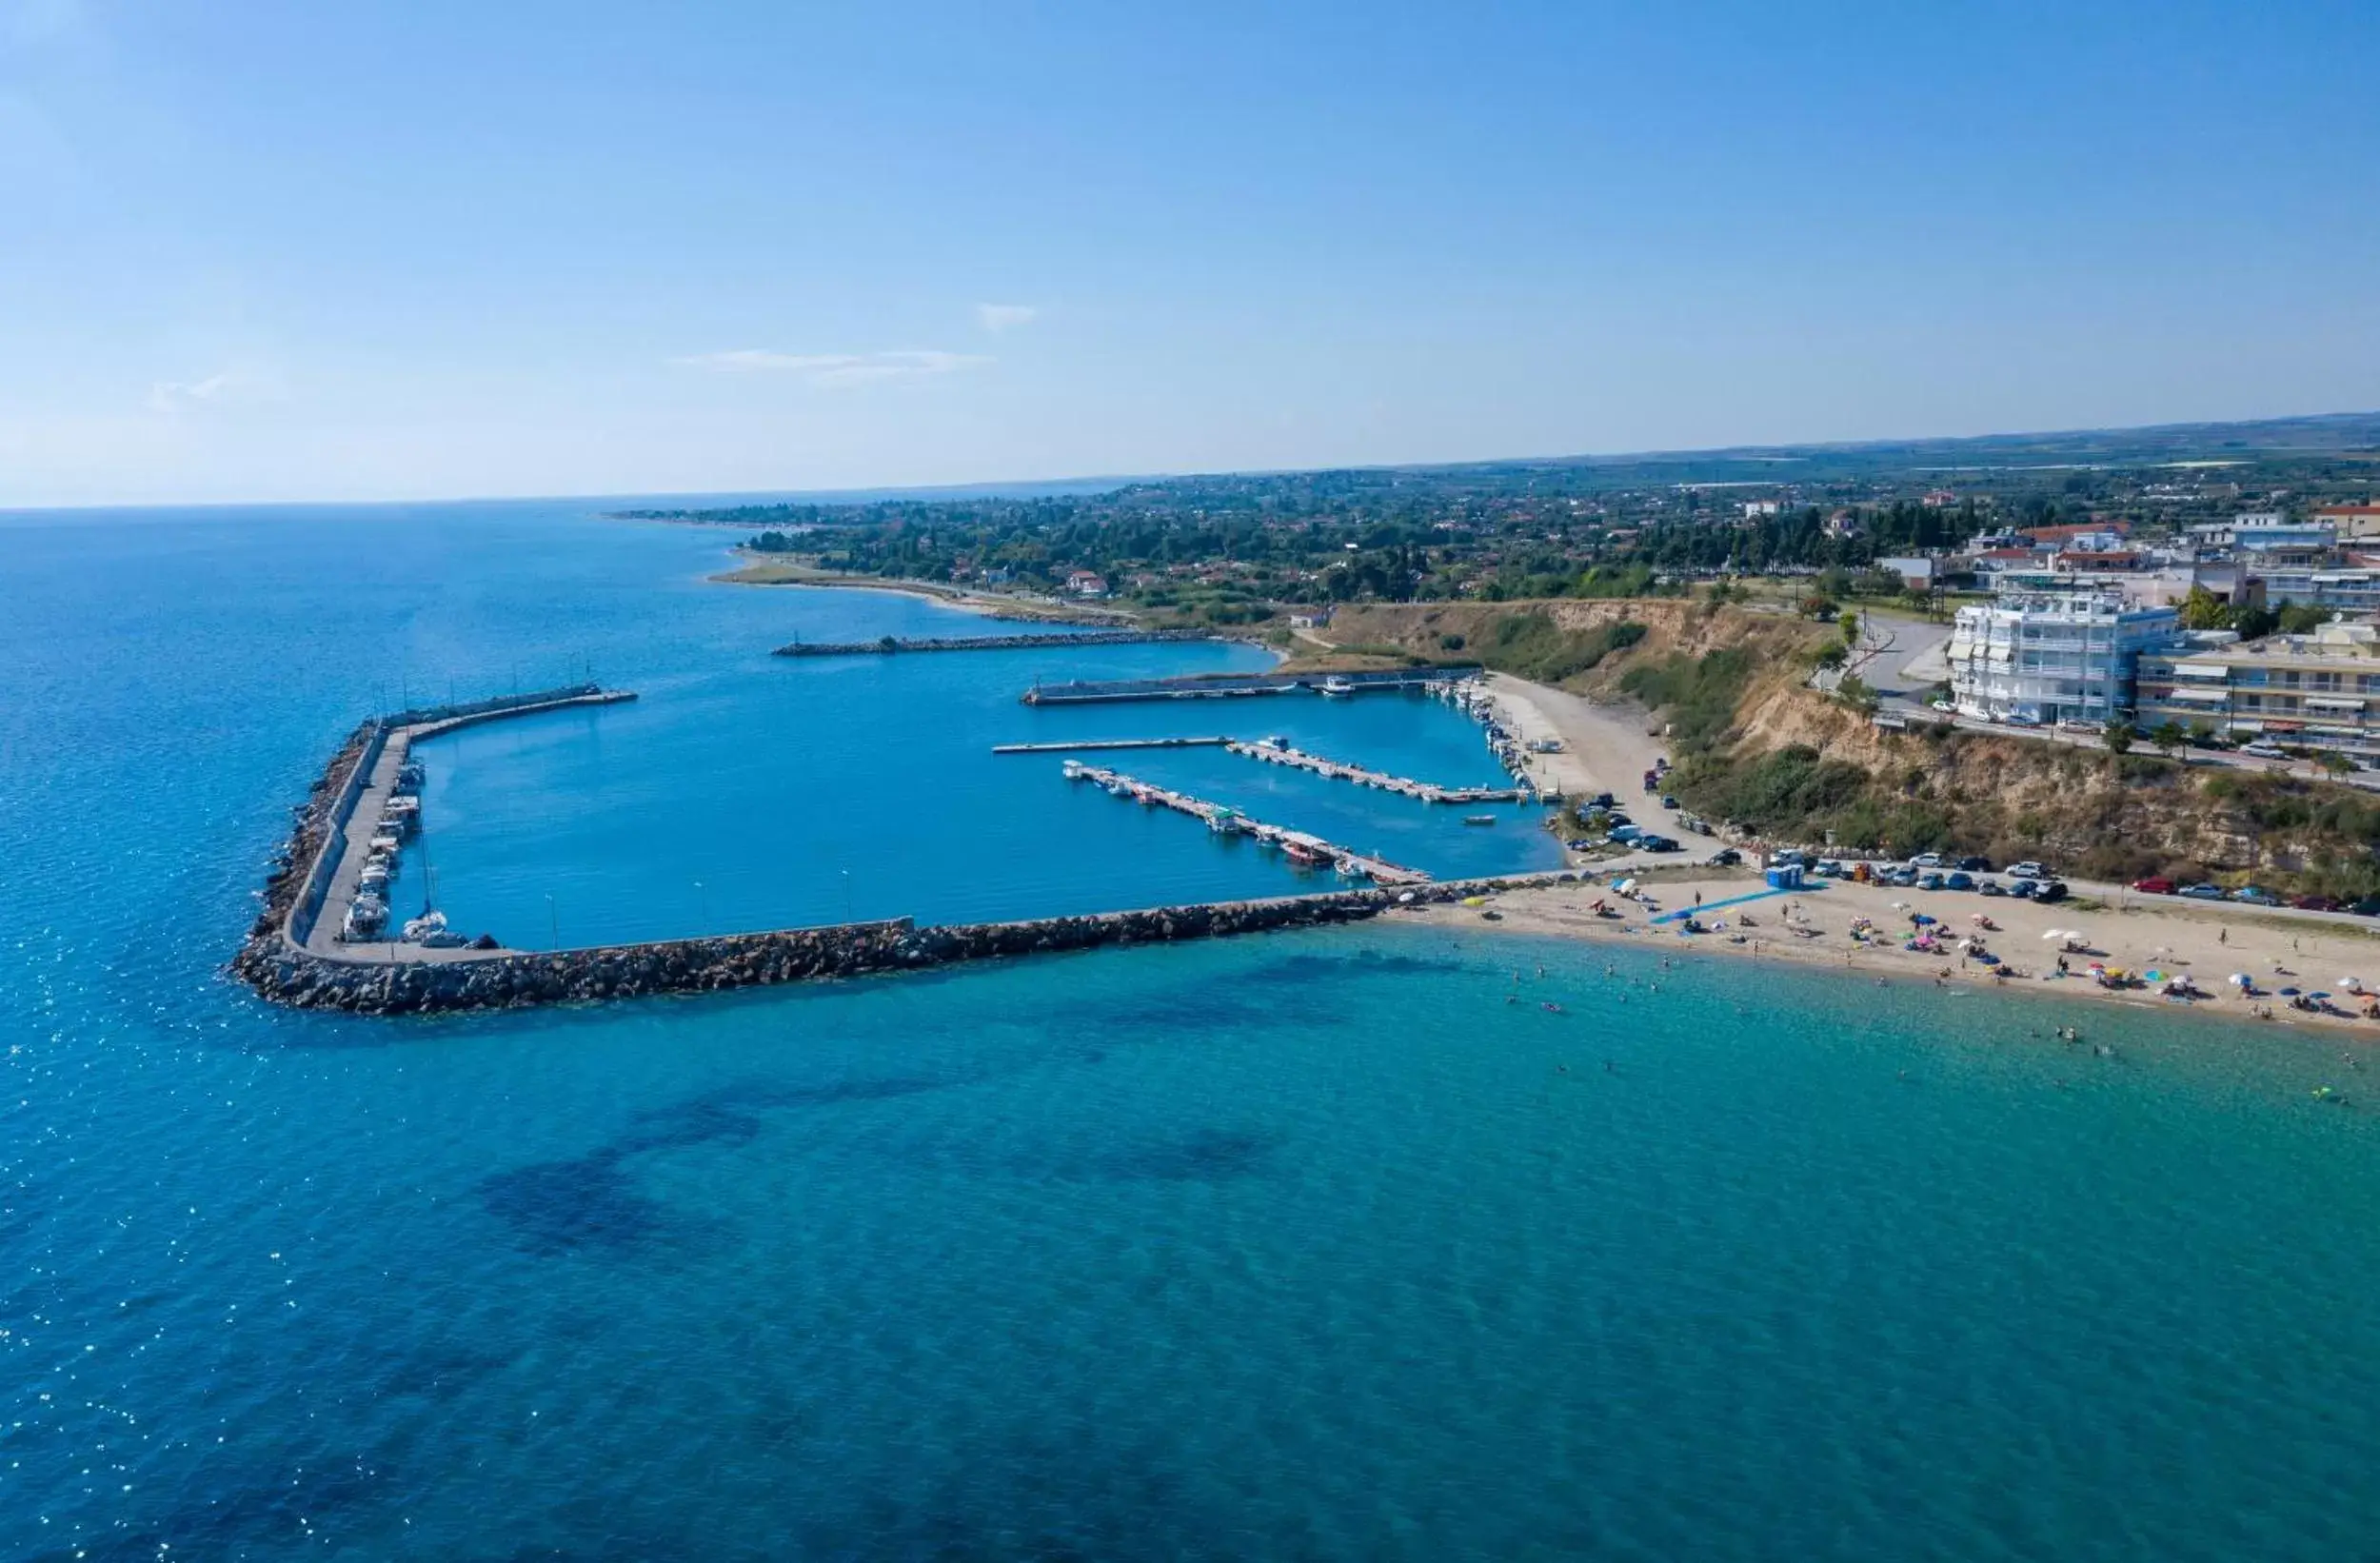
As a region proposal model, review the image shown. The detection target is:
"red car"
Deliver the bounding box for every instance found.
[2292,893,2344,912]
[2131,876,2176,895]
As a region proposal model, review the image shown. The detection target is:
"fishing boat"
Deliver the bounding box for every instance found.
[401,909,448,943]
[1283,841,1328,867]
[1336,859,1373,880]
[1463,814,1497,826]
[342,895,387,941]
[1318,676,1354,698]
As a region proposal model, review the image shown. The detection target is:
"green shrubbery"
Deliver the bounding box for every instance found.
[1474,614,1648,683]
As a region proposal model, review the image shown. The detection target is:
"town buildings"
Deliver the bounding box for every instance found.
[2135,622,2380,759]
[1948,594,2181,725]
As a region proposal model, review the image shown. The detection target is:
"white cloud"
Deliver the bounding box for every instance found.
[975,303,1037,334]
[147,372,235,413]
[671,348,987,386]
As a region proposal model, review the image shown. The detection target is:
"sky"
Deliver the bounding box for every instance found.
[2,0,2377,506]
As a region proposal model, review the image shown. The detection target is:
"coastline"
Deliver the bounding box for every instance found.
[1426,869,2380,1036]
[709,560,1132,625]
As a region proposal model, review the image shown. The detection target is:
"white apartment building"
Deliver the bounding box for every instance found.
[1948,594,2181,725]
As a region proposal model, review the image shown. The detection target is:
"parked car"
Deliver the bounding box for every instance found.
[2007,861,2046,880]
[1588,792,1616,810]
[1638,834,1681,853]
[1660,794,1680,809]
[2241,742,2288,761]
[2004,712,2042,727]
[1918,872,1946,891]
[1955,856,1993,873]
[1608,824,1643,843]
[1815,860,1847,878]
[2292,893,2343,912]
[1945,871,1974,891]
[1707,847,1742,867]
[1770,850,1809,868]
[2178,882,2227,900]
[1887,867,1919,887]
[1911,852,1943,869]
[1930,699,1956,713]
[2131,876,2176,895]
[1978,880,2008,898]
[2034,880,2070,903]
[2009,880,2040,900]
[2230,885,2282,907]
[2350,896,2380,918]
[1565,839,1596,851]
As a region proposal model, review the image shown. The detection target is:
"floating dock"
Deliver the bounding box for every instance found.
[1062,761,1433,887]
[1021,665,1480,705]
[1222,738,1528,803]
[992,736,1233,754]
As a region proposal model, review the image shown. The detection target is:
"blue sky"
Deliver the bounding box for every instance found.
[3,0,2376,505]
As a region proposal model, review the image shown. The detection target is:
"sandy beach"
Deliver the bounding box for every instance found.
[1413,865,2380,1036]
[1438,672,2380,1035]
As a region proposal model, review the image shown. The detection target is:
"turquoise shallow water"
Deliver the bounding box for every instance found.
[8,504,2380,1559]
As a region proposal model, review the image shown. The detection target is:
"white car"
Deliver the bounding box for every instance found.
[2006,861,2046,880]
[2241,742,2287,760]
[1930,699,1956,714]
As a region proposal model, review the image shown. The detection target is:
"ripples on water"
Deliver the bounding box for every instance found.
[6,505,2380,1559]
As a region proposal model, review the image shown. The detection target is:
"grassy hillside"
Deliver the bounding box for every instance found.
[1322,599,2380,896]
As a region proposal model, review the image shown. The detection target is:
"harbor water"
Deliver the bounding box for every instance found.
[7,502,2380,1559]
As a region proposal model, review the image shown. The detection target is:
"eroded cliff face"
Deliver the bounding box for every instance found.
[1322,599,2375,885]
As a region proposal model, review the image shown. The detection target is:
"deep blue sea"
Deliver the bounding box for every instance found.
[8,502,2380,1560]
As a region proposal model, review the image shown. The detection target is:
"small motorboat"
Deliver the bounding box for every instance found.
[401,909,449,943]
[1464,814,1497,826]
[1319,676,1355,698]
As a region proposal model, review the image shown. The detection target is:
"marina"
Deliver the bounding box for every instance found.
[293,684,639,960]
[1061,760,1434,887]
[1221,735,1530,803]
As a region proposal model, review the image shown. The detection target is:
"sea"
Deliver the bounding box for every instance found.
[6,501,2380,1560]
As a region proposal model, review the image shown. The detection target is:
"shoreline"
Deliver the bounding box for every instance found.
[709,561,1133,625]
[1421,871,2380,1037]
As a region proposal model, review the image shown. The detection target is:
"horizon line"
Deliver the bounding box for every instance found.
[4,407,2374,517]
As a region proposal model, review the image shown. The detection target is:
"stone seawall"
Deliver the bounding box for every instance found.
[232,864,1582,1016]
[774,630,1227,657]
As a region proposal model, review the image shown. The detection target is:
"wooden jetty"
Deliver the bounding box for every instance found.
[1062,761,1433,887]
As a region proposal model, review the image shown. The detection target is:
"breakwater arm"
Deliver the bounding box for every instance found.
[231,872,1584,1015]
[776,630,1229,657]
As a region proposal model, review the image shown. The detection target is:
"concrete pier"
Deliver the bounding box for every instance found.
[1063,762,1432,886]
[1021,665,1479,705]
[776,629,1226,657]
[1222,738,1526,804]
[992,736,1232,754]
[288,685,637,959]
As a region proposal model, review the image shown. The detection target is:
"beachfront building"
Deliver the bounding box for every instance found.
[2248,566,2380,620]
[1947,594,2180,725]
[2135,622,2380,759]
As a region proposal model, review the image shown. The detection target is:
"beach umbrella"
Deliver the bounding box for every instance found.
[2280,987,2302,997]
[1914,913,1936,925]
[2229,973,2251,986]
[2311,992,2331,1001]
[2342,977,2365,991]
[2042,930,2066,941]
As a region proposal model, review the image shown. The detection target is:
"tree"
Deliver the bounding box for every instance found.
[1800,594,1839,620]
[2176,584,2231,632]
[2319,750,2355,781]
[2232,603,2280,641]
[1815,642,1849,671]
[1838,609,1861,644]
[1836,674,1878,712]
[2102,719,2135,755]
[2149,720,2187,761]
